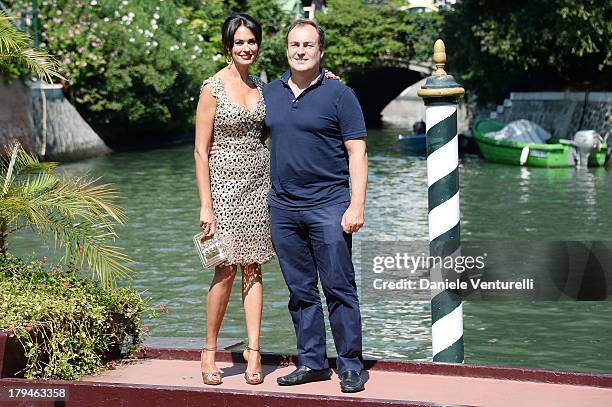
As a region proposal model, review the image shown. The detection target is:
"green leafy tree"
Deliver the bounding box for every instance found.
[182,0,292,80]
[443,0,612,104]
[0,9,64,82]
[4,0,446,142]
[6,0,218,144]
[243,0,292,79]
[0,142,131,288]
[317,0,442,75]
[5,0,292,143]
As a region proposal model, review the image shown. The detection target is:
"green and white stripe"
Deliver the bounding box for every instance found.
[425,101,464,363]
[418,39,465,364]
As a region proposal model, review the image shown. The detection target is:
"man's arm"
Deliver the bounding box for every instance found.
[342,137,368,234]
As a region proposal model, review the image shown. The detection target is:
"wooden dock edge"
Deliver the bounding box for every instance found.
[2,329,612,389]
[142,346,612,389]
[0,378,454,406]
[2,330,612,406]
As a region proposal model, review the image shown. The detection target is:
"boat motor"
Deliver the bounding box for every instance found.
[573,130,603,168]
[413,120,426,135]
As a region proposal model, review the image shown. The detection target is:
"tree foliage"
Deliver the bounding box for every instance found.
[443,0,612,104]
[6,0,218,142]
[241,0,292,80]
[5,0,290,143]
[317,0,442,75]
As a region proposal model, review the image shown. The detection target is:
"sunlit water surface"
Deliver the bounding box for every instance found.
[10,128,612,373]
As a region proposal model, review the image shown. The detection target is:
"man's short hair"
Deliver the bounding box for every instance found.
[286,19,325,51]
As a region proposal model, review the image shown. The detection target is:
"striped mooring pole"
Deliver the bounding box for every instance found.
[417,39,465,363]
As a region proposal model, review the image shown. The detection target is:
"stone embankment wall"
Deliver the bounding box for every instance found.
[490,92,612,140]
[0,77,110,161]
[381,78,470,133]
[0,79,34,153]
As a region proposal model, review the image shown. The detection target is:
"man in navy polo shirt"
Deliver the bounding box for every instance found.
[264,19,368,393]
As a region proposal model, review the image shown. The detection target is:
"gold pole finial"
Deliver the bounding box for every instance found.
[433,39,447,76]
[418,39,464,99]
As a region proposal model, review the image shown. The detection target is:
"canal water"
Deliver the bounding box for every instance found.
[10,128,612,374]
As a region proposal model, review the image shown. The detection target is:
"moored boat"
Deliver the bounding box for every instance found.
[472,119,607,168]
[398,120,427,154]
[398,133,426,154]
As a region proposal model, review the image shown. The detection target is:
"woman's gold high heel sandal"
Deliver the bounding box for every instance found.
[242,346,264,385]
[201,347,222,385]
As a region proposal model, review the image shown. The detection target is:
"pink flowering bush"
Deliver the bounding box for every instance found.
[4,0,291,145]
[6,0,222,145]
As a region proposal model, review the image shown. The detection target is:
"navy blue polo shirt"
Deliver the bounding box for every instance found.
[264,68,367,210]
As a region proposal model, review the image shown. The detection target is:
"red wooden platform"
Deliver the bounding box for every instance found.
[1,335,612,406]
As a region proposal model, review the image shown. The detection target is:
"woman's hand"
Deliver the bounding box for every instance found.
[208,141,219,156]
[199,206,217,240]
[324,69,341,81]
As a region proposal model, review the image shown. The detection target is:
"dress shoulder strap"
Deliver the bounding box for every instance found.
[250,75,266,90]
[200,76,224,98]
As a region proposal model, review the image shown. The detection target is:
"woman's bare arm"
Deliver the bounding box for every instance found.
[194,84,217,238]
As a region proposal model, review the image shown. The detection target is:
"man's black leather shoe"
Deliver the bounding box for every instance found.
[340,370,365,393]
[277,366,332,386]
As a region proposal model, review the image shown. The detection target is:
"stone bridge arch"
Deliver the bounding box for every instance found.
[346,62,431,127]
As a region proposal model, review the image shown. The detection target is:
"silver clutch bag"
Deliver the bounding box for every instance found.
[193,233,227,269]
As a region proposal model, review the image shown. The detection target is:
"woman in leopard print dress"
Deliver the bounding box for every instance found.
[194,13,271,386]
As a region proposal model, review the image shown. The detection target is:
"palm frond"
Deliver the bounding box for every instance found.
[0,194,45,227]
[20,172,61,199]
[15,47,66,83]
[1,142,57,177]
[35,177,126,225]
[0,141,133,288]
[0,14,29,55]
[1,142,19,197]
[49,219,132,288]
[0,10,66,83]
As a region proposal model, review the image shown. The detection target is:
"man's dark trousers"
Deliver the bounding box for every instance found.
[270,202,363,374]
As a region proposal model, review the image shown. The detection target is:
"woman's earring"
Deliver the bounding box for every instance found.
[225,55,232,66]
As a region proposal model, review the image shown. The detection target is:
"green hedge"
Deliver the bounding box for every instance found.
[0,255,154,379]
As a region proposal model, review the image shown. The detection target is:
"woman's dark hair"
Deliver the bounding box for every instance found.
[221,13,262,56]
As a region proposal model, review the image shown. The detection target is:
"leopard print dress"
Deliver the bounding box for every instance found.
[200,75,274,265]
